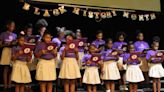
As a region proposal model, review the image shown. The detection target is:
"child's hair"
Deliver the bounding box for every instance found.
[116,31,126,40]
[88,44,96,50]
[135,29,143,36]
[6,20,15,25]
[17,34,25,39]
[5,20,15,29]
[43,30,51,37]
[105,38,113,50]
[127,41,134,52]
[24,23,33,30]
[153,36,160,43]
[96,30,103,35]
[65,33,75,39]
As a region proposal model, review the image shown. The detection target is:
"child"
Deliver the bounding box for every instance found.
[75,29,86,87]
[146,41,164,92]
[23,23,37,92]
[113,32,127,90]
[82,44,103,92]
[0,20,17,89]
[92,30,105,52]
[35,31,57,92]
[52,28,65,48]
[59,33,81,92]
[35,19,48,42]
[11,35,32,92]
[101,38,120,92]
[75,29,82,39]
[134,31,150,89]
[124,43,144,92]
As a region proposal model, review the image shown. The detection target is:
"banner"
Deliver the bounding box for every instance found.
[32,0,161,12]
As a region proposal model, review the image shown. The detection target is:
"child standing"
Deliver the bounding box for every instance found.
[146,41,164,92]
[124,43,144,92]
[134,31,150,89]
[82,44,103,92]
[59,34,81,92]
[101,38,120,92]
[113,32,127,90]
[11,35,32,92]
[35,31,57,92]
[0,20,17,89]
[92,30,105,52]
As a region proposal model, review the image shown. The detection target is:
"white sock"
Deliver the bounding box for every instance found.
[106,89,111,92]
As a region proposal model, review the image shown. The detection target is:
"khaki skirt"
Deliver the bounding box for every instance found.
[59,58,81,79]
[101,61,120,80]
[149,63,164,78]
[11,60,32,83]
[126,65,144,83]
[0,47,12,65]
[36,59,56,81]
[83,67,101,84]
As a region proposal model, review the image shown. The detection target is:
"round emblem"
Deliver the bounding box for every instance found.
[157,52,163,57]
[131,54,137,59]
[69,43,75,49]
[24,48,30,54]
[47,45,54,50]
[79,41,84,46]
[92,56,98,61]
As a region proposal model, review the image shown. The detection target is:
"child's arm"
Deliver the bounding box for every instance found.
[98,60,104,74]
[74,48,79,61]
[34,44,48,58]
[137,57,142,63]
[52,47,58,57]
[61,47,67,60]
[12,48,23,62]
[27,51,33,63]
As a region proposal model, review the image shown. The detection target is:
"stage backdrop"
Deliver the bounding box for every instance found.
[32,0,161,12]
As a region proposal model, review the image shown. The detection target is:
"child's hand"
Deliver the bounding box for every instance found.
[41,50,48,54]
[74,48,78,54]
[52,47,57,54]
[64,46,69,51]
[86,60,92,64]
[18,50,24,55]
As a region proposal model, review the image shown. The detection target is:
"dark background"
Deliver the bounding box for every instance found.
[0,0,164,49]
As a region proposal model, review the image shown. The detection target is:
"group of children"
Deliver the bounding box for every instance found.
[0,20,164,92]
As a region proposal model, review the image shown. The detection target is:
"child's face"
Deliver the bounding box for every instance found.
[152,42,159,50]
[107,40,113,48]
[7,22,15,32]
[43,34,52,43]
[89,45,96,53]
[59,31,65,38]
[76,32,82,39]
[18,37,25,46]
[26,28,33,35]
[66,35,73,41]
[96,33,103,40]
[39,27,46,35]
[118,35,124,42]
[129,44,135,53]
[137,33,144,41]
